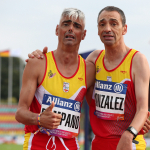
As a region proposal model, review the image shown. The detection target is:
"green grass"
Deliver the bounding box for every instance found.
[0,144,23,150]
[147,147,150,150]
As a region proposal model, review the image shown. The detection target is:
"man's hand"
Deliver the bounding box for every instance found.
[40,101,62,130]
[116,131,133,150]
[25,46,48,62]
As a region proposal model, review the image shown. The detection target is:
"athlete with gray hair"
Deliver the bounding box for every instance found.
[15,8,95,150]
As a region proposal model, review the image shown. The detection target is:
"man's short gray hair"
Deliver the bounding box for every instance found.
[60,8,85,26]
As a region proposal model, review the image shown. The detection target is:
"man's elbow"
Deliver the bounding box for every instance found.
[15,109,21,123]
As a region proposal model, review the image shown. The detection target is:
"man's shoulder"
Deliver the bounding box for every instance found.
[86,49,103,64]
[23,56,46,84]
[132,51,147,63]
[132,51,149,73]
[26,56,46,73]
[89,49,103,56]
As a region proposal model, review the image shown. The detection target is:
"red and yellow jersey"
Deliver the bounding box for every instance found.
[90,49,139,138]
[25,51,87,137]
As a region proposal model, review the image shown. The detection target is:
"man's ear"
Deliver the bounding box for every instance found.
[82,30,87,40]
[55,25,59,36]
[122,24,127,35]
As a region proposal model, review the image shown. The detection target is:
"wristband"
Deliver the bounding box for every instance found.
[34,113,50,136]
[37,113,41,126]
[126,126,138,139]
[126,126,139,144]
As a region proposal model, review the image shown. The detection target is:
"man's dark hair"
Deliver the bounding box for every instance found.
[97,6,126,26]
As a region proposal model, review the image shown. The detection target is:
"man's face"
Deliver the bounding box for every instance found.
[97,10,127,46]
[56,16,86,46]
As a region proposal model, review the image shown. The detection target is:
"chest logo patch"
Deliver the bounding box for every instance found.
[48,70,56,78]
[120,71,127,74]
[63,82,69,92]
[107,76,112,82]
[78,77,83,81]
[96,66,101,74]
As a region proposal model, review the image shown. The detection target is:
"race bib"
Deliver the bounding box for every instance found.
[95,80,127,120]
[40,94,81,138]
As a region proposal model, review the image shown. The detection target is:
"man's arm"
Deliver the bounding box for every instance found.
[117,52,149,150]
[85,84,95,105]
[130,52,149,131]
[85,50,101,105]
[85,60,95,105]
[15,57,62,130]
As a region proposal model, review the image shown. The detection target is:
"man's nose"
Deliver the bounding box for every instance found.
[68,24,74,32]
[104,24,111,33]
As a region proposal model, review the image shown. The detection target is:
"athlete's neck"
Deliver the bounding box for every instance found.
[54,49,78,65]
[53,49,79,77]
[104,43,130,62]
[104,44,130,70]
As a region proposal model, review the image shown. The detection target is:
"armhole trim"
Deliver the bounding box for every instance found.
[37,53,47,87]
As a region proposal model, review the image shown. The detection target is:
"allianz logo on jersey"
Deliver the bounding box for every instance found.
[95,80,124,93]
[113,83,124,93]
[44,94,81,112]
[74,102,81,112]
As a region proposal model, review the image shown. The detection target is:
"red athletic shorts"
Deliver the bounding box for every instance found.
[91,135,146,150]
[23,132,80,150]
[91,135,120,150]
